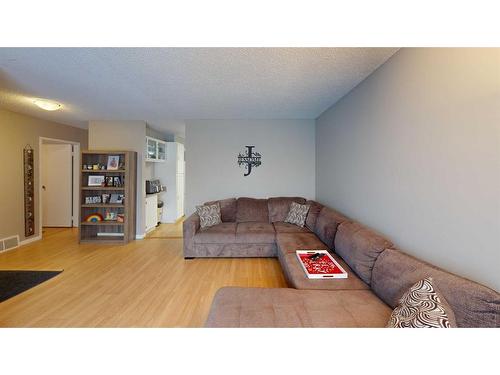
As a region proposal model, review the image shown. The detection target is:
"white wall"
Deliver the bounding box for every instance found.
[88,121,147,238]
[316,48,500,291]
[185,120,315,215]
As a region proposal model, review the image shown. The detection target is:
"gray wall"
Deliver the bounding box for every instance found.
[88,121,147,237]
[185,119,315,215]
[0,108,88,242]
[316,48,500,291]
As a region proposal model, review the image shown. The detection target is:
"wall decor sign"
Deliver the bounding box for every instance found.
[23,145,35,237]
[237,146,262,176]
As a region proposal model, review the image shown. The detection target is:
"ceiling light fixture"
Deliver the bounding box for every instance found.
[33,99,62,111]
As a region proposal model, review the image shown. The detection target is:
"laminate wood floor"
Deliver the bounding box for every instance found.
[0,225,287,327]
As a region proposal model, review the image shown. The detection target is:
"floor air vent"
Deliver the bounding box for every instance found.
[0,235,19,252]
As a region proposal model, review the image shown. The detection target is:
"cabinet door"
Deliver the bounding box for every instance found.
[146,138,157,160]
[157,141,166,161]
[176,143,185,173]
[145,195,158,232]
[176,174,185,217]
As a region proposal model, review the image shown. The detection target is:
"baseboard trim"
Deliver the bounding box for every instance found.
[135,234,145,240]
[19,235,42,246]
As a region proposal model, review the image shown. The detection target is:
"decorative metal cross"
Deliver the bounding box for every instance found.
[237,146,262,176]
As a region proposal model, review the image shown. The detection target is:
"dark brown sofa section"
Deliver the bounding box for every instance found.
[184,197,500,327]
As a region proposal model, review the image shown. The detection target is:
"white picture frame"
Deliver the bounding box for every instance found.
[88,175,105,186]
[107,155,120,170]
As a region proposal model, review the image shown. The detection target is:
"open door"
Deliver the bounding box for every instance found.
[42,144,73,227]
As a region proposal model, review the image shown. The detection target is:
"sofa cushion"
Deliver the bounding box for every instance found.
[193,243,276,257]
[235,222,275,244]
[205,287,392,327]
[276,232,326,253]
[279,252,369,291]
[276,232,369,291]
[193,223,236,244]
[204,198,237,222]
[313,207,349,249]
[267,197,306,223]
[305,200,323,231]
[236,197,269,222]
[387,277,457,328]
[196,203,222,229]
[372,249,500,328]
[334,222,393,285]
[273,222,312,234]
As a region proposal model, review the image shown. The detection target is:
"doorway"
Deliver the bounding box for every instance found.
[39,137,80,234]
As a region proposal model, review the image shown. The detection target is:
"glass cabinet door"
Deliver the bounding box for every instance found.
[147,138,157,160]
[157,142,166,161]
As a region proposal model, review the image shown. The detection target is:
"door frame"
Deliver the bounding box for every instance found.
[38,137,80,237]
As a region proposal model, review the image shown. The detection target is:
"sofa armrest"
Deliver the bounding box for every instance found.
[183,213,200,257]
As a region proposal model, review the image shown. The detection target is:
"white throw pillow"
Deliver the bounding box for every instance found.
[284,202,310,227]
[196,203,222,229]
[387,277,457,328]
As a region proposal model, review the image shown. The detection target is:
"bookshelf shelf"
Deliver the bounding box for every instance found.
[82,187,125,191]
[79,150,137,244]
[81,169,126,173]
[81,204,125,208]
[80,221,125,226]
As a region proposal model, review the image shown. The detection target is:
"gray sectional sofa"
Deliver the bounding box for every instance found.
[183,197,500,327]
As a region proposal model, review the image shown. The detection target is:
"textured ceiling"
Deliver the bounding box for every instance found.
[0,48,398,136]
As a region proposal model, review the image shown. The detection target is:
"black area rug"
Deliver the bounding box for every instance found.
[0,270,63,303]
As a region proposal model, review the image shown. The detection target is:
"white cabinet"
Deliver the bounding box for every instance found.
[153,142,185,223]
[145,136,167,162]
[145,194,158,233]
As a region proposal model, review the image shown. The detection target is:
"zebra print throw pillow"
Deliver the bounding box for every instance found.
[196,203,222,229]
[284,202,311,227]
[387,277,457,328]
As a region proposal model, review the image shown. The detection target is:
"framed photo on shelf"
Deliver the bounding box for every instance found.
[105,176,114,187]
[110,194,124,204]
[88,175,105,186]
[85,195,102,204]
[101,194,110,204]
[113,176,122,187]
[104,211,117,221]
[107,155,120,170]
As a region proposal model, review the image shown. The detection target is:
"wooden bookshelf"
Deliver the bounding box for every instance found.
[79,151,137,244]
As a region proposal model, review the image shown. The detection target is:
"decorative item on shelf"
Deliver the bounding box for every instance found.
[107,155,120,170]
[86,165,93,170]
[23,144,35,237]
[85,195,102,204]
[113,176,123,187]
[117,214,125,223]
[101,194,110,204]
[84,213,104,222]
[88,175,105,186]
[110,194,124,204]
[118,161,125,170]
[83,164,88,170]
[99,164,106,170]
[92,164,100,170]
[105,176,114,187]
[104,211,117,221]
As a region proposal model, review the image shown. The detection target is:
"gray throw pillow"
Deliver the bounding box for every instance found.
[196,203,222,229]
[284,202,310,227]
[387,277,457,328]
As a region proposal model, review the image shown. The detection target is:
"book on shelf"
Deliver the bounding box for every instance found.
[296,250,348,279]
